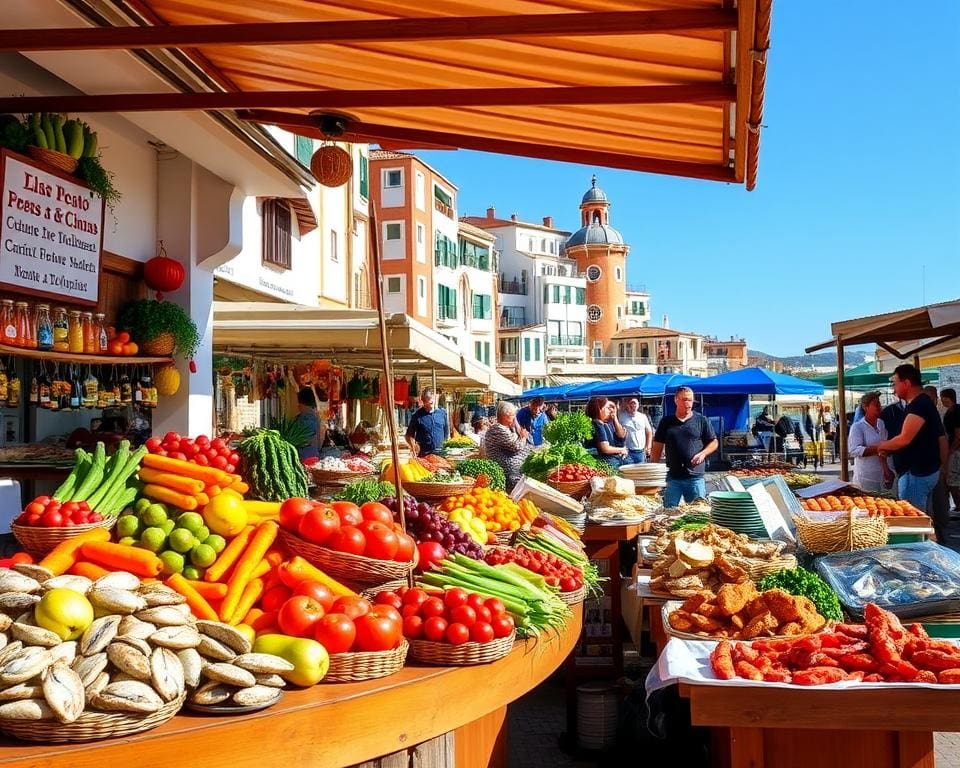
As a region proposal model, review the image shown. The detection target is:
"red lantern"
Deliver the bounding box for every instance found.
[310,145,353,187]
[144,241,185,300]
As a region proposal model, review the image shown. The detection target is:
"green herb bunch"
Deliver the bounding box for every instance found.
[77,156,122,211]
[757,567,844,622]
[269,416,311,448]
[333,479,397,506]
[456,459,506,491]
[521,443,610,481]
[543,411,594,446]
[118,299,200,359]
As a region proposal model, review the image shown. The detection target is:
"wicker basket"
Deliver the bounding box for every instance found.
[558,584,587,605]
[408,631,515,666]
[277,529,417,587]
[324,640,409,682]
[141,333,175,356]
[794,509,888,555]
[546,478,591,500]
[403,480,475,503]
[12,517,117,557]
[361,579,414,600]
[0,692,185,743]
[743,553,798,580]
[27,146,78,175]
[309,467,376,484]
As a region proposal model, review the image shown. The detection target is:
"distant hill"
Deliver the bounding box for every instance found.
[748,349,869,370]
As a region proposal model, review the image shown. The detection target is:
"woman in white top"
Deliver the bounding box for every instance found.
[847,391,892,493]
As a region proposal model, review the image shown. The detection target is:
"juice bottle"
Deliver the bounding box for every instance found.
[52,307,69,351]
[67,311,83,354]
[81,311,96,354]
[14,302,34,349]
[0,300,16,347]
[35,305,53,351]
[94,313,108,353]
[6,372,19,406]
[0,359,6,405]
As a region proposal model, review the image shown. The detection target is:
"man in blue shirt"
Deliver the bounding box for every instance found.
[405,387,449,457]
[515,396,547,446]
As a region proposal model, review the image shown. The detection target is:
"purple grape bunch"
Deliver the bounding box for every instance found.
[378,496,484,560]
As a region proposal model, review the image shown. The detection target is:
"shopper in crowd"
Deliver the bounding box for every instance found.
[294,386,322,462]
[619,397,653,464]
[924,384,952,528]
[848,392,893,493]
[821,405,836,461]
[405,386,449,458]
[515,396,547,446]
[753,406,776,436]
[586,396,628,467]
[880,397,908,482]
[942,388,960,510]
[651,386,718,507]
[481,401,531,491]
[467,416,488,446]
[877,365,949,540]
[803,405,821,469]
[544,403,559,421]
[926,385,948,419]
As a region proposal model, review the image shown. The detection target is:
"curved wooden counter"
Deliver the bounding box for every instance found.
[0,606,581,768]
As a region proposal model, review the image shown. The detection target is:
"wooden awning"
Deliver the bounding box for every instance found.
[3,1,773,189]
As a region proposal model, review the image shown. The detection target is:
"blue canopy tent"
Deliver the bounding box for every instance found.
[559,381,607,401]
[664,367,825,397]
[590,373,700,399]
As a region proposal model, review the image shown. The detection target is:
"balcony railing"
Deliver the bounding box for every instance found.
[434,199,454,218]
[499,278,527,295]
[590,356,657,365]
[499,315,527,328]
[437,305,458,321]
[499,354,519,363]
[548,336,584,346]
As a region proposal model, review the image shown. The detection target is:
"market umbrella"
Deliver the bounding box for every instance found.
[665,367,823,396]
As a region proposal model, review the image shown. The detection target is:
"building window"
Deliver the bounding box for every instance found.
[460,241,490,270]
[534,338,541,360]
[587,305,603,323]
[501,337,519,357]
[472,293,492,320]
[501,307,526,327]
[330,230,338,262]
[295,136,313,167]
[615,266,623,281]
[437,285,457,320]
[358,153,368,199]
[435,233,457,267]
[575,287,586,305]
[385,223,402,241]
[551,285,561,304]
[418,277,426,299]
[617,305,622,318]
[384,169,402,188]
[640,343,649,359]
[549,241,556,254]
[387,277,401,293]
[586,265,602,282]
[262,199,292,270]
[417,224,425,244]
[528,237,534,251]
[524,337,531,361]
[540,238,546,252]
[434,186,454,217]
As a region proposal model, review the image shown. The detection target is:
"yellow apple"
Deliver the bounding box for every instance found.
[35,588,94,641]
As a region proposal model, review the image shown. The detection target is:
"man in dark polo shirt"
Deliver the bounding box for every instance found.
[877,364,948,539]
[405,387,449,458]
[651,386,718,507]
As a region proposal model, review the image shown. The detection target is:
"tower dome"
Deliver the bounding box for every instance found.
[565,218,624,248]
[581,175,608,204]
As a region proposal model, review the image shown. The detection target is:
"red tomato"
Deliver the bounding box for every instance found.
[484,598,506,617]
[330,596,371,621]
[25,501,44,516]
[363,524,399,561]
[419,596,446,619]
[401,604,421,618]
[313,613,356,653]
[170,452,187,461]
[229,452,241,466]
[261,585,292,613]
[277,596,325,638]
[10,552,33,565]
[445,622,470,645]
[211,438,227,451]
[166,440,181,453]
[423,616,448,641]
[62,501,78,513]
[40,509,63,527]
[374,590,403,611]
[394,533,416,563]
[279,497,314,532]
[403,615,424,639]
[491,616,515,639]
[163,431,181,443]
[466,593,486,611]
[474,606,493,625]
[354,608,403,652]
[292,581,335,612]
[145,437,162,452]
[416,542,447,571]
[331,501,363,527]
[470,622,495,643]
[210,455,229,470]
[443,588,469,610]
[193,453,209,466]
[195,435,210,447]
[450,605,476,628]
[401,588,429,608]
[297,506,341,545]
[359,502,394,525]
[327,526,366,556]
[225,463,236,474]
[71,509,89,524]
[25,513,41,526]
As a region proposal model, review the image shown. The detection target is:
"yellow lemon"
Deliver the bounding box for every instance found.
[202,493,248,537]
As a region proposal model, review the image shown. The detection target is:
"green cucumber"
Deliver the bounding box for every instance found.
[70,442,106,502]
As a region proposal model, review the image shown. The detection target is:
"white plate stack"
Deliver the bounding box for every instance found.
[618,462,668,492]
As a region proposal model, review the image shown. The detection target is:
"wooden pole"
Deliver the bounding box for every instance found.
[837,337,848,482]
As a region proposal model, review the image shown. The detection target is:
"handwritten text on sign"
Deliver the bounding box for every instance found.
[1,153,103,304]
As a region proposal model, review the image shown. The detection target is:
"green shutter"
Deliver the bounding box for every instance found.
[543,285,549,303]
[534,338,541,360]
[484,343,491,365]
[359,154,369,198]
[576,287,585,305]
[483,294,491,318]
[552,285,560,303]
[524,338,531,361]
[475,341,482,360]
[295,136,313,166]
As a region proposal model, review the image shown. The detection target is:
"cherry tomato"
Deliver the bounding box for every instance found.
[423,616,448,642]
[211,455,229,470]
[445,622,470,645]
[40,509,63,527]
[195,435,210,448]
[163,431,181,443]
[484,597,506,617]
[491,615,515,639]
[25,502,44,516]
[403,615,424,639]
[229,452,241,466]
[475,606,493,624]
[466,593,486,611]
[374,590,403,611]
[313,612,356,653]
[326,526,366,556]
[277,596,325,638]
[443,588,469,610]
[450,605,476,628]
[193,453,209,466]
[470,622,495,643]
[401,588,429,608]
[419,597,446,619]
[330,595,371,621]
[145,437,162,452]
[211,438,227,451]
[359,501,394,525]
[293,581,335,612]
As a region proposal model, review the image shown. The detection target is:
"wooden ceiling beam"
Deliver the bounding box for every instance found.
[0,83,735,115]
[241,109,736,184]
[0,9,737,52]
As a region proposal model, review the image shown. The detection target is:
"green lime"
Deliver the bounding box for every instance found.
[182,565,203,581]
[176,512,204,534]
[141,503,168,527]
[159,550,185,576]
[195,525,210,543]
[116,514,141,539]
[168,528,196,554]
[190,543,217,569]
[134,497,151,514]
[204,534,226,554]
[117,536,137,547]
[160,519,176,535]
[139,526,167,553]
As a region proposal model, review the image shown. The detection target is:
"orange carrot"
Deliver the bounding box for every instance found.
[195,492,209,507]
[230,479,250,495]
[204,483,221,499]
[39,528,111,575]
[229,578,264,625]
[137,467,204,495]
[141,453,230,485]
[183,580,227,600]
[165,573,219,621]
[279,556,358,598]
[80,541,163,577]
[142,483,198,511]
[243,607,264,626]
[251,559,272,579]
[204,525,254,583]
[68,560,110,579]
[220,522,278,622]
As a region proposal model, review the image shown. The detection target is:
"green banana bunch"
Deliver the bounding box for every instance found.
[51,113,67,154]
[29,112,47,149]
[41,113,54,149]
[24,112,98,158]
[64,119,85,159]
[81,123,98,158]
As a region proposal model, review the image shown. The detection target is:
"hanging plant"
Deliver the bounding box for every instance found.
[118,299,200,360]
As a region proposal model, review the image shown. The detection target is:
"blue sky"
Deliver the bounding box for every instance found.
[417,2,960,357]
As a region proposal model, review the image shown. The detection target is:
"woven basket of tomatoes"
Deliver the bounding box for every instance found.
[546,464,606,500]
[13,497,114,556]
[484,546,586,604]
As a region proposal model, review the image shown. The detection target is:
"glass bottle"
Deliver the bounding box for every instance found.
[15,302,34,349]
[83,368,98,408]
[1,300,16,346]
[119,369,132,405]
[97,367,110,409]
[52,307,69,352]
[110,368,121,406]
[0,359,6,405]
[37,368,51,408]
[81,312,96,354]
[7,370,20,407]
[35,305,53,351]
[94,313,108,354]
[67,311,83,354]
